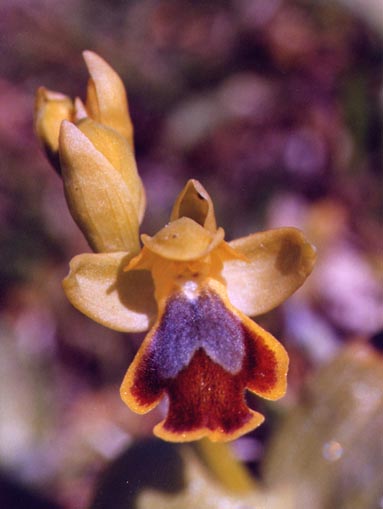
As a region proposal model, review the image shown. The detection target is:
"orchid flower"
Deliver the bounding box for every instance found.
[64,178,315,442]
[35,52,316,442]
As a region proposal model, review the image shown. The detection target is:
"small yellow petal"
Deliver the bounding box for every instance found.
[76,117,145,223]
[63,252,156,332]
[59,120,140,253]
[34,87,74,172]
[223,227,316,316]
[170,179,217,232]
[83,50,134,147]
[74,97,88,121]
[141,217,225,261]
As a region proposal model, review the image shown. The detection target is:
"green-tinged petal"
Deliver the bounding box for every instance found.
[141,217,225,261]
[63,252,157,332]
[59,120,140,253]
[170,179,217,232]
[76,117,145,222]
[83,50,134,147]
[223,227,316,316]
[34,87,74,173]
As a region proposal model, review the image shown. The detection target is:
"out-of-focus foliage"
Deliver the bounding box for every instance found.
[0,0,382,507]
[89,438,290,509]
[264,343,383,509]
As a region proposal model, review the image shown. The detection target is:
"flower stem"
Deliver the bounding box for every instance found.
[191,438,255,493]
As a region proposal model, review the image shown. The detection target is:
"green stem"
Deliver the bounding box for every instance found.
[191,438,255,493]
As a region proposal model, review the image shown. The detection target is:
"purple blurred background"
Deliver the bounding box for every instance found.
[0,0,382,507]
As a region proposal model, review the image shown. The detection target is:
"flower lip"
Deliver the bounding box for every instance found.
[120,282,288,442]
[141,217,225,261]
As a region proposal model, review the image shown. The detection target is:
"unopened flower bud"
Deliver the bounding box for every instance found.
[34,87,74,173]
[59,120,140,254]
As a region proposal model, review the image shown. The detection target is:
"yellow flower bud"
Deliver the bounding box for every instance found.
[59,120,140,254]
[35,52,145,252]
[34,87,74,173]
[76,117,145,223]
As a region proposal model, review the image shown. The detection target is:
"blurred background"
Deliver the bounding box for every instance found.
[0,0,382,508]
